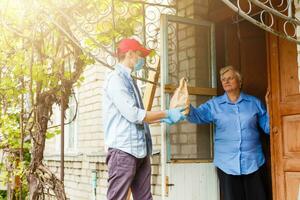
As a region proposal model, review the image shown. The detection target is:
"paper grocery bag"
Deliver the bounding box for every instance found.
[169,77,190,115]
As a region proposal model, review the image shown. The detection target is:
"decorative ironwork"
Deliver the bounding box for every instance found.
[221,0,300,44]
[45,0,177,83]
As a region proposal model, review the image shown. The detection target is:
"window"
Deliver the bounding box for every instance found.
[65,89,78,152]
[162,15,216,162]
[52,89,78,154]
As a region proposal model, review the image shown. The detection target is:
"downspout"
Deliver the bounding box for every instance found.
[60,61,65,182]
[91,170,97,200]
[160,14,168,200]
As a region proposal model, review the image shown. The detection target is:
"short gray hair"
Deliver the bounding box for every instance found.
[219,66,242,83]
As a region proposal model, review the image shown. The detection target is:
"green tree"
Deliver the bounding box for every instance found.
[0,0,143,199]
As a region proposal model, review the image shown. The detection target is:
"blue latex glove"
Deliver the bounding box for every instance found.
[166,107,186,123]
[160,118,175,125]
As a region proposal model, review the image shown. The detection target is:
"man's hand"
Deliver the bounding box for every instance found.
[160,118,175,125]
[160,107,186,125]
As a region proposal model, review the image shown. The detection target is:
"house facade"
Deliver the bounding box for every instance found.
[44,0,300,200]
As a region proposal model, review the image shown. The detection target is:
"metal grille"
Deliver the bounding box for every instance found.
[55,0,177,74]
[221,0,300,44]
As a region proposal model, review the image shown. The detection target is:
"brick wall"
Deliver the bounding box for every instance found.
[45,64,109,155]
[77,65,106,153]
[44,154,161,200]
[168,0,212,159]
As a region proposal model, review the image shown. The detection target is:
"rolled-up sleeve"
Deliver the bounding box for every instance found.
[105,74,146,124]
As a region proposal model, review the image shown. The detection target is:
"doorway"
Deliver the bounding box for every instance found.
[215,17,272,200]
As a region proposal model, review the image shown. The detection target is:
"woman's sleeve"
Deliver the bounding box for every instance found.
[257,99,270,134]
[186,101,213,124]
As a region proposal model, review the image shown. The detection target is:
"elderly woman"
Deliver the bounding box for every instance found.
[186,66,269,200]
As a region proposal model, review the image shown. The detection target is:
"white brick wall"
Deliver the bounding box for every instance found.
[44,154,161,200]
[45,63,106,156]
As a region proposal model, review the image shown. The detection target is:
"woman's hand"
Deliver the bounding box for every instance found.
[265,88,270,113]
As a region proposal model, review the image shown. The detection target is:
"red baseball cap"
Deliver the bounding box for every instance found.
[117,38,151,57]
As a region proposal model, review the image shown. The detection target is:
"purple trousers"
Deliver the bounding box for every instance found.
[106,148,153,200]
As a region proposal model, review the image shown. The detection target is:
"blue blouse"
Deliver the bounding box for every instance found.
[187,92,270,175]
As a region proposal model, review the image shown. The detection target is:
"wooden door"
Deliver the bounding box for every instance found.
[268,19,300,200]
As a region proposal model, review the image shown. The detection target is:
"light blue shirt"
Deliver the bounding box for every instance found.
[103,64,148,158]
[187,92,270,175]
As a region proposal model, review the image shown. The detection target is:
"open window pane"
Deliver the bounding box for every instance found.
[167,21,213,88]
[163,16,215,162]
